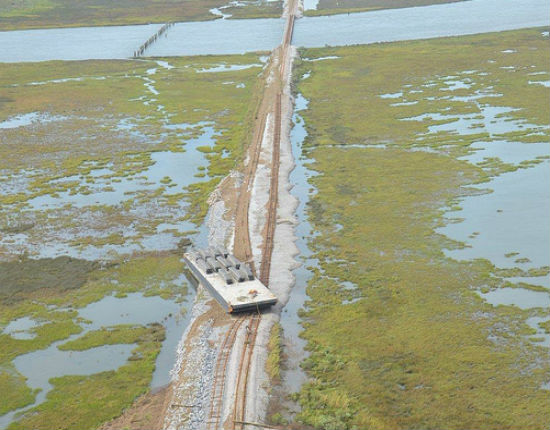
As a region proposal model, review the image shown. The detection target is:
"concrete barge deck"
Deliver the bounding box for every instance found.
[183,248,277,313]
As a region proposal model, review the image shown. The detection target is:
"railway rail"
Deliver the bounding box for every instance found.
[259,92,282,287]
[207,316,246,430]
[233,108,267,274]
[206,6,296,429]
[233,314,262,430]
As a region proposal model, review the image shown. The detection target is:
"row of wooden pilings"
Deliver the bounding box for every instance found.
[133,22,174,57]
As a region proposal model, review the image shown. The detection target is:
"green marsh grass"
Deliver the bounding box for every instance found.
[292,28,550,429]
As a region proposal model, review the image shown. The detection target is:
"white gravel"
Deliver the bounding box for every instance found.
[249,113,273,270]
[163,174,236,430]
[268,47,301,310]
[164,298,221,430]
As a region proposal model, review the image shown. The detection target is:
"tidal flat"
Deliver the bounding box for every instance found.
[0,53,264,429]
[291,28,549,429]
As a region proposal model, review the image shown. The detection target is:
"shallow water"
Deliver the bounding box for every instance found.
[27,125,213,210]
[14,343,136,403]
[526,316,550,345]
[2,316,42,340]
[463,140,549,165]
[440,161,550,269]
[0,340,136,428]
[506,276,550,289]
[529,80,550,88]
[0,112,67,128]
[279,93,318,394]
[401,89,550,271]
[196,63,264,73]
[480,287,550,309]
[1,288,195,429]
[78,288,195,388]
[1,0,548,62]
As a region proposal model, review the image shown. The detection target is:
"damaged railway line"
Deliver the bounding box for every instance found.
[202,10,295,429]
[171,2,298,430]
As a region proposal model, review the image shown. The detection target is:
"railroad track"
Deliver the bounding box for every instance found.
[280,13,295,76]
[259,92,282,287]
[206,311,262,430]
[233,108,267,274]
[206,8,295,430]
[232,313,262,430]
[207,315,247,430]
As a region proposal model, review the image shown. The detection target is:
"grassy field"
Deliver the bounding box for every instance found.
[0,0,286,30]
[224,0,283,19]
[0,0,231,30]
[291,28,549,429]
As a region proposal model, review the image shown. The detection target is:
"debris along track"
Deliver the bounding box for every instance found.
[205,311,261,430]
[207,2,296,429]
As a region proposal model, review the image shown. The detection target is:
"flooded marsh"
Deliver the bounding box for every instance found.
[0,253,194,429]
[291,28,549,429]
[0,1,549,429]
[0,54,264,261]
[0,52,266,429]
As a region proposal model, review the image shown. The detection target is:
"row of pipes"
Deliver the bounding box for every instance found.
[133,22,173,57]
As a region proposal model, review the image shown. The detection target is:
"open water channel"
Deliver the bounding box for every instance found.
[0,0,548,62]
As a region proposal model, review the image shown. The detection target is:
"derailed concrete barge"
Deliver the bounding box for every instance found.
[184,248,277,313]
